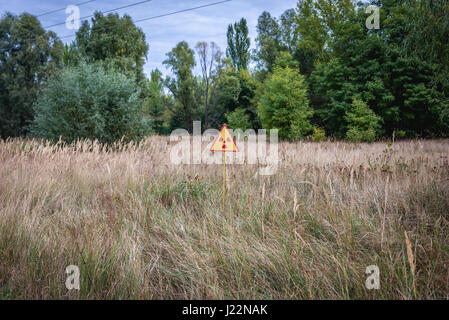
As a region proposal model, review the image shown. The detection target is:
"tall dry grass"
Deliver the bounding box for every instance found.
[0,137,448,299]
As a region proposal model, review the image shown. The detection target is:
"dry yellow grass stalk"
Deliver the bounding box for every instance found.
[0,137,448,299]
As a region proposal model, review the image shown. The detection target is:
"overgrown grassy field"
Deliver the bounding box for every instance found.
[0,137,448,299]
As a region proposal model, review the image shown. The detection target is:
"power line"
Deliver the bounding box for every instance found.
[60,0,233,40]
[135,0,231,24]
[36,0,98,18]
[43,0,154,29]
[0,0,155,46]
[0,0,233,50]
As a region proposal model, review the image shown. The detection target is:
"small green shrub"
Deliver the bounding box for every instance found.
[395,130,407,139]
[225,108,251,131]
[346,127,376,143]
[311,127,326,142]
[345,98,381,143]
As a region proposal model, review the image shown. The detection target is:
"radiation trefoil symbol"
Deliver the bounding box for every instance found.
[210,124,238,152]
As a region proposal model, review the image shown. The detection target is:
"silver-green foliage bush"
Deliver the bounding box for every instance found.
[31,62,151,144]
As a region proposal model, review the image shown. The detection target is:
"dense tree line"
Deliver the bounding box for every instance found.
[0,0,448,143]
[0,13,62,138]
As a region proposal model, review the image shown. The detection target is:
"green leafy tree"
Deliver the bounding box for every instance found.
[388,0,449,88]
[345,98,381,142]
[258,53,313,140]
[163,41,198,132]
[0,13,63,138]
[226,108,250,131]
[30,62,151,144]
[295,0,354,76]
[310,58,358,137]
[254,11,283,76]
[75,12,148,83]
[309,1,447,138]
[254,8,309,78]
[210,72,240,127]
[195,41,223,128]
[226,18,250,71]
[235,69,259,129]
[210,68,258,129]
[145,69,173,135]
[62,42,82,66]
[279,9,300,54]
[384,0,449,135]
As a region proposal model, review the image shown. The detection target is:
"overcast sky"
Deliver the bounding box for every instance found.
[0,0,298,77]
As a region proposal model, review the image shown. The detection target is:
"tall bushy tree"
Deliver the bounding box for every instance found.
[295,0,354,76]
[195,41,223,128]
[253,7,314,78]
[209,71,240,127]
[30,63,151,144]
[279,9,300,54]
[75,12,148,83]
[395,0,449,134]
[163,41,198,132]
[226,18,250,71]
[0,13,62,138]
[209,68,258,129]
[258,53,313,140]
[254,11,282,76]
[398,0,449,84]
[145,69,173,135]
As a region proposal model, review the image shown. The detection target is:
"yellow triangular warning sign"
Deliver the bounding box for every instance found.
[210,124,238,152]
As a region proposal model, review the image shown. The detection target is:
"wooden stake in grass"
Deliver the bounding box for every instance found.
[210,124,238,208]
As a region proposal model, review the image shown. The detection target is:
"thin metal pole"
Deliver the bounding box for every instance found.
[223,151,226,207]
